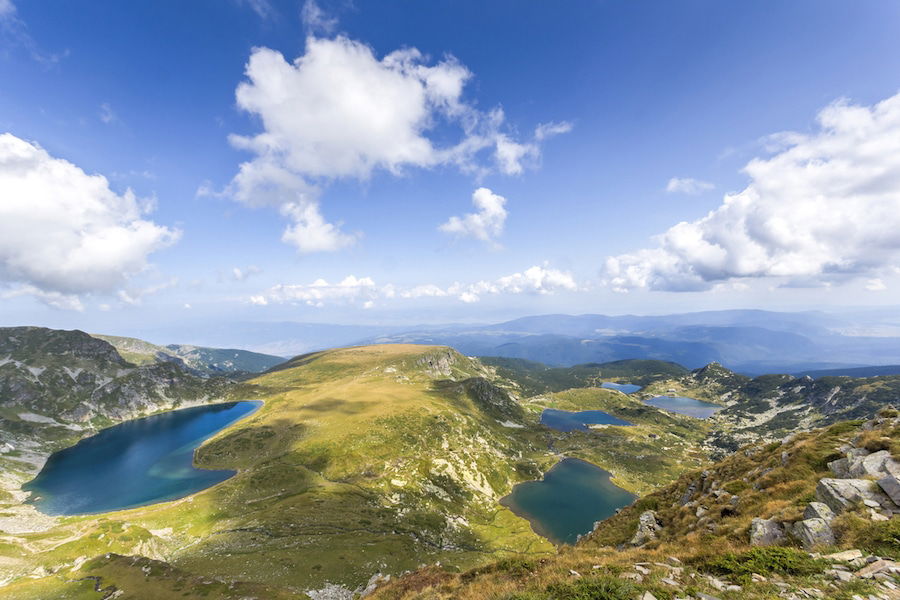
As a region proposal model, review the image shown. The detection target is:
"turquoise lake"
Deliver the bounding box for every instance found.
[600,382,642,394]
[540,408,633,432]
[24,401,261,516]
[500,458,636,545]
[644,395,722,419]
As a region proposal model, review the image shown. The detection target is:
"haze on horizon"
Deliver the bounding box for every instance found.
[3,0,900,338]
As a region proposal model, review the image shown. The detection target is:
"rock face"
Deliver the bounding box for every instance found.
[816,478,897,514]
[791,518,834,549]
[630,510,662,546]
[749,518,785,546]
[878,475,900,506]
[803,502,835,522]
[847,450,900,479]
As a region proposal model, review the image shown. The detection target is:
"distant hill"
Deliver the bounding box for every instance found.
[91,334,285,375]
[796,364,900,378]
[480,357,688,396]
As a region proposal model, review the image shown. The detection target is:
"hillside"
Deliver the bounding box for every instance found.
[0,341,715,598]
[91,334,286,374]
[369,412,900,600]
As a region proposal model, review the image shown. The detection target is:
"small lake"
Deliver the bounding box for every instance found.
[644,395,722,419]
[600,382,642,394]
[540,408,632,432]
[501,458,636,545]
[24,401,261,516]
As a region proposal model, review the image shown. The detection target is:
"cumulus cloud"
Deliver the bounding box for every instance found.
[449,265,577,302]
[665,177,714,194]
[0,133,178,306]
[250,264,577,307]
[0,0,14,18]
[223,35,568,252]
[606,92,900,292]
[439,187,507,244]
[253,275,377,307]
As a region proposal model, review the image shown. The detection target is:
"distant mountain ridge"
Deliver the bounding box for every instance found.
[91,334,285,375]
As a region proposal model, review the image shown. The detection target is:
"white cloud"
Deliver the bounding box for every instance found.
[450,265,577,302]
[301,0,336,34]
[0,0,15,18]
[279,200,357,253]
[0,133,178,306]
[534,121,573,141]
[606,92,900,292]
[250,264,577,307]
[237,0,273,19]
[257,275,378,307]
[866,278,887,292]
[231,265,262,281]
[223,35,567,252]
[665,177,714,194]
[439,187,508,244]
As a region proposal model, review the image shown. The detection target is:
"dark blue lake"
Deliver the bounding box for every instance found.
[24,401,261,516]
[501,458,636,545]
[644,396,722,419]
[600,382,642,394]
[540,408,632,432]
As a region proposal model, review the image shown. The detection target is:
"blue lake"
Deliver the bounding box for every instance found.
[24,401,261,516]
[540,408,633,432]
[644,396,722,419]
[600,382,642,394]
[501,458,636,545]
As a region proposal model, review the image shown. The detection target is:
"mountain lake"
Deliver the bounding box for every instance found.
[600,382,642,394]
[644,395,723,419]
[500,458,637,545]
[24,401,261,516]
[540,408,633,432]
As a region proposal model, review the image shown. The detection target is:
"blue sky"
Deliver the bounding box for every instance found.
[2,0,900,336]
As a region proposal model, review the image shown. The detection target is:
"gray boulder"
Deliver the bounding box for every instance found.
[749,518,785,546]
[878,475,900,506]
[816,478,897,514]
[827,457,850,478]
[847,450,900,479]
[630,510,662,546]
[803,502,835,522]
[792,518,835,549]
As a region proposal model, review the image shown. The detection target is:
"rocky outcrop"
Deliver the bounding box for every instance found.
[847,449,900,479]
[878,475,900,506]
[816,478,897,514]
[791,518,834,549]
[803,502,835,521]
[749,518,785,546]
[630,511,662,546]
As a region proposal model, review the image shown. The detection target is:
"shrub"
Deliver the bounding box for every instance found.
[544,576,637,600]
[700,547,828,584]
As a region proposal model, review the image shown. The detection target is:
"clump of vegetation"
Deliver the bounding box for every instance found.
[505,576,637,600]
[834,514,900,560]
[698,547,828,584]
